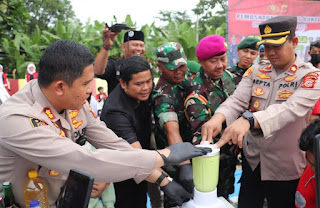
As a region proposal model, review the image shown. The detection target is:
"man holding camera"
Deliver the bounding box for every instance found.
[94,26,145,94]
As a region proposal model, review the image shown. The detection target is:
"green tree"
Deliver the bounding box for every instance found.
[25,0,75,33]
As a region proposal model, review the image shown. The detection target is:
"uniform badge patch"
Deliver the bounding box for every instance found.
[284,76,296,82]
[252,100,260,111]
[288,64,298,74]
[43,107,56,120]
[243,67,253,77]
[301,72,319,88]
[254,87,264,96]
[72,119,83,129]
[49,170,60,176]
[256,73,271,79]
[89,105,98,118]
[29,118,48,128]
[59,129,66,137]
[69,110,79,119]
[266,64,272,70]
[278,89,292,99]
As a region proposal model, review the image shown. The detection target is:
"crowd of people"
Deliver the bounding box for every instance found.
[1,15,320,208]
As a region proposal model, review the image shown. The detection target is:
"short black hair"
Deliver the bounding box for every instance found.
[98,87,103,91]
[299,119,320,152]
[38,40,94,88]
[120,56,151,84]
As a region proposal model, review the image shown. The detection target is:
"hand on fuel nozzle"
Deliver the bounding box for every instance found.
[178,163,194,194]
[161,179,193,206]
[157,142,212,166]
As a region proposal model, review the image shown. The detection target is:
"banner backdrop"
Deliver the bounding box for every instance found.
[227,0,320,66]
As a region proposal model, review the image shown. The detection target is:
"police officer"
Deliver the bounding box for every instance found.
[202,16,320,208]
[94,28,145,94]
[0,40,211,207]
[184,35,237,199]
[153,42,194,207]
[228,37,259,85]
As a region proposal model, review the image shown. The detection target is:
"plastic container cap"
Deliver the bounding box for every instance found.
[196,141,220,157]
[28,170,38,178]
[29,200,40,207]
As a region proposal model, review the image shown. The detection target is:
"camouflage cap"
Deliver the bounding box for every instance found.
[156,42,187,70]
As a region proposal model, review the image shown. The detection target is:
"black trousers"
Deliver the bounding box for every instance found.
[114,179,148,208]
[238,153,299,208]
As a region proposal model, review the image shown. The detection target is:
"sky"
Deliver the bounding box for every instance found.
[70,0,199,28]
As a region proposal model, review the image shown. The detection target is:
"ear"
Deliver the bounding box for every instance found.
[119,78,126,89]
[157,62,163,73]
[292,37,299,49]
[54,80,66,96]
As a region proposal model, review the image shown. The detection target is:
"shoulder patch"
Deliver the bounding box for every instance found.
[301,72,319,88]
[243,67,253,77]
[43,107,56,120]
[29,118,48,128]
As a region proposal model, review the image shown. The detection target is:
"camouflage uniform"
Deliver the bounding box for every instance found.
[184,67,237,199]
[228,63,252,85]
[153,74,193,148]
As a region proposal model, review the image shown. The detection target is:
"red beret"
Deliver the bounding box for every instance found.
[196,35,227,60]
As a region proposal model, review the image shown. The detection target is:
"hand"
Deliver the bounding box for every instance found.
[158,142,211,165]
[102,27,120,49]
[161,180,192,206]
[214,117,250,149]
[178,163,194,194]
[201,113,225,144]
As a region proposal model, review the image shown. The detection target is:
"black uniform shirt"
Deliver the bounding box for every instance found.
[101,84,151,149]
[96,58,124,94]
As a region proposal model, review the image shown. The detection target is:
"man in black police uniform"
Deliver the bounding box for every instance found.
[94,28,145,94]
[100,56,192,208]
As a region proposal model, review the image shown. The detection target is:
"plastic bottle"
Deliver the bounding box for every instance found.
[2,181,19,208]
[23,171,49,208]
[29,200,42,208]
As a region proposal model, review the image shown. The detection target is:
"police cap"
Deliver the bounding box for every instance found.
[257,16,297,46]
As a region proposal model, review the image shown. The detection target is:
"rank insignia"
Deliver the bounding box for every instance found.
[254,87,264,96]
[256,73,271,79]
[284,76,296,82]
[43,107,56,120]
[259,69,271,74]
[29,118,48,128]
[49,170,60,176]
[89,105,98,118]
[301,72,319,88]
[252,100,260,110]
[59,129,66,137]
[243,67,253,77]
[278,89,292,99]
[69,110,79,119]
[288,64,297,74]
[265,64,272,70]
[72,119,83,129]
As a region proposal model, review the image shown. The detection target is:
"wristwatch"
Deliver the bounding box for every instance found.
[155,172,168,186]
[242,111,255,129]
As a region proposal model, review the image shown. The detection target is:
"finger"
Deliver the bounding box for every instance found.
[238,135,243,148]
[214,134,229,148]
[201,127,208,142]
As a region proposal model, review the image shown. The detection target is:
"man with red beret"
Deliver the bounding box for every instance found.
[184,35,237,199]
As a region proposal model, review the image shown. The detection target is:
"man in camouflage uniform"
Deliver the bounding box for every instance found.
[184,35,237,199]
[153,42,193,207]
[228,37,259,85]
